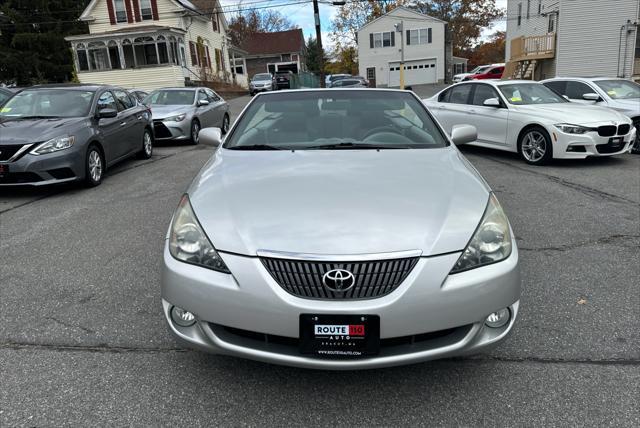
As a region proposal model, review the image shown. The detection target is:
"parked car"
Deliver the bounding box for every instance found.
[249,73,276,96]
[0,87,15,106]
[541,77,640,154]
[161,88,521,369]
[463,65,504,81]
[275,70,294,89]
[453,65,490,83]
[144,87,230,144]
[325,74,351,87]
[129,88,149,104]
[331,78,368,88]
[424,80,635,165]
[0,84,153,186]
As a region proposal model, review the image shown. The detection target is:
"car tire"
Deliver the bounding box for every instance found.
[518,126,553,165]
[631,119,640,154]
[137,129,153,159]
[84,145,104,187]
[190,119,201,145]
[221,114,230,135]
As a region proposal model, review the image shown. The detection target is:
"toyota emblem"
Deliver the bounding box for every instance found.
[322,268,355,292]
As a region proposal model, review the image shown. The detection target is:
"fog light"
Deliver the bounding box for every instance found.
[171,306,196,327]
[485,308,510,328]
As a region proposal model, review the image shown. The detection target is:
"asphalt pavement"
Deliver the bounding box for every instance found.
[1,94,639,426]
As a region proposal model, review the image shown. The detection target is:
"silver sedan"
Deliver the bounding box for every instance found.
[144,87,230,144]
[161,89,521,369]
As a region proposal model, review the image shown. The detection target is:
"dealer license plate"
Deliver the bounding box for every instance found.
[608,137,624,147]
[299,314,380,357]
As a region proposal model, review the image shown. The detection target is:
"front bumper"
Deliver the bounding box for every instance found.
[250,85,272,94]
[0,147,83,186]
[161,242,521,369]
[552,127,636,159]
[153,119,191,141]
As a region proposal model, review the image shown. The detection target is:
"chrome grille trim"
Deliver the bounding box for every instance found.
[256,249,422,261]
[260,254,420,300]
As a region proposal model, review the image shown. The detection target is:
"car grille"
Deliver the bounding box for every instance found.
[0,144,28,162]
[597,126,617,137]
[617,124,631,135]
[260,256,420,300]
[153,121,173,139]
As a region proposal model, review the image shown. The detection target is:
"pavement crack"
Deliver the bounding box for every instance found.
[519,234,640,252]
[469,355,640,366]
[0,341,188,354]
[483,156,639,206]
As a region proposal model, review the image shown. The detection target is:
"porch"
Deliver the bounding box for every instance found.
[504,33,556,80]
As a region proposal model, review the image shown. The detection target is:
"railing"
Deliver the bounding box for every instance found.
[510,33,556,61]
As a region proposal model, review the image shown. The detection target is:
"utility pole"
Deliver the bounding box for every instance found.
[313,0,325,88]
[394,21,405,89]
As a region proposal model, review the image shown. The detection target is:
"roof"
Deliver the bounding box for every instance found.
[241,29,305,56]
[357,6,446,33]
[65,25,186,41]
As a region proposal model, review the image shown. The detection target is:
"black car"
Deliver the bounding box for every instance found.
[0,84,153,187]
[275,71,294,89]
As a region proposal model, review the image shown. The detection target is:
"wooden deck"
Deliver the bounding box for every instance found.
[509,33,556,62]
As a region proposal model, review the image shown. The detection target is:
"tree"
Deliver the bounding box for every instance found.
[228,5,297,47]
[0,0,89,85]
[325,47,358,75]
[411,0,503,56]
[305,36,328,75]
[466,31,505,69]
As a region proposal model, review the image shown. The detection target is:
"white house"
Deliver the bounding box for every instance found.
[504,0,639,81]
[357,7,447,87]
[65,0,246,91]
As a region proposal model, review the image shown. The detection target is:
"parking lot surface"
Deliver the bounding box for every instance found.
[1,95,639,426]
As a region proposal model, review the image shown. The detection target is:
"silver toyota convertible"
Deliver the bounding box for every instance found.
[161,89,521,370]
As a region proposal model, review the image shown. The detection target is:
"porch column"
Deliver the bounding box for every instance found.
[118,40,126,69]
[231,50,236,83]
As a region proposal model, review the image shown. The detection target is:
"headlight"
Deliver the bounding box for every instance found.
[30,135,75,155]
[554,123,592,134]
[450,193,512,274]
[165,114,186,122]
[169,195,230,273]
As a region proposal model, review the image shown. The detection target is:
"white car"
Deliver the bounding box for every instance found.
[541,77,640,153]
[424,80,635,165]
[453,63,505,83]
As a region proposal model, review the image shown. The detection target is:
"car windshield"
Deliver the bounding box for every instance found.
[330,75,350,82]
[594,80,640,100]
[144,90,195,105]
[499,83,567,105]
[0,89,95,118]
[224,90,449,150]
[473,66,491,75]
[253,74,272,81]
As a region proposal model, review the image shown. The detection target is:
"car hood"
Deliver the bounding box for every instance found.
[607,98,640,116]
[150,105,193,119]
[188,147,491,257]
[514,103,630,124]
[0,117,87,145]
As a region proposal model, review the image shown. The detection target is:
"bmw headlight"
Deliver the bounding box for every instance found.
[169,195,230,273]
[554,124,592,134]
[30,135,75,155]
[450,194,512,274]
[166,114,186,122]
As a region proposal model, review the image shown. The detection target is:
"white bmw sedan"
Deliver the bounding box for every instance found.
[424,80,636,165]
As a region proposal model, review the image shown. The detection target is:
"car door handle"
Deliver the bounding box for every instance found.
[120,121,127,126]
[440,105,448,110]
[468,109,477,114]
[136,115,143,120]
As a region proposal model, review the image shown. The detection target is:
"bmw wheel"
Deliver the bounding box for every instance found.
[138,129,153,159]
[190,119,200,145]
[85,145,104,187]
[518,127,553,165]
[221,114,230,135]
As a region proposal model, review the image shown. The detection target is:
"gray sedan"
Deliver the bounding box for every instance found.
[145,87,230,144]
[161,89,521,369]
[0,84,153,186]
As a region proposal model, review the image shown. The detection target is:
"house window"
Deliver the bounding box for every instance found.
[548,14,555,32]
[215,48,222,70]
[140,0,153,20]
[86,41,110,71]
[212,14,219,32]
[526,0,530,19]
[232,58,244,75]
[122,39,135,68]
[407,28,431,45]
[133,36,158,66]
[517,3,522,26]
[538,0,542,15]
[371,31,394,48]
[114,0,127,23]
[107,40,121,69]
[156,35,169,64]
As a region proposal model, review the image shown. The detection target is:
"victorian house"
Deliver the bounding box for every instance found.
[65,0,246,91]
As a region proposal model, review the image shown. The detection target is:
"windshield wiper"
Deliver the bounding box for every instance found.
[227,144,286,151]
[305,142,406,150]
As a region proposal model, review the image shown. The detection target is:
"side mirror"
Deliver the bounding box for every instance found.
[199,127,222,147]
[483,97,501,107]
[405,85,413,91]
[98,108,117,119]
[197,99,210,107]
[451,124,477,146]
[582,93,601,101]
[562,95,570,101]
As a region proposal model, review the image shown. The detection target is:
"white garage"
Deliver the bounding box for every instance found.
[388,59,437,87]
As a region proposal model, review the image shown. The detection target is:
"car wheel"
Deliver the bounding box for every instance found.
[631,119,640,154]
[85,145,104,187]
[137,129,153,159]
[221,114,230,135]
[518,127,553,165]
[190,119,200,145]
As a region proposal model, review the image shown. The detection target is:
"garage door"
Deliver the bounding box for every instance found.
[389,59,437,86]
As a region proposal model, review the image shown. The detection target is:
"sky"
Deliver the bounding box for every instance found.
[221,0,508,51]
